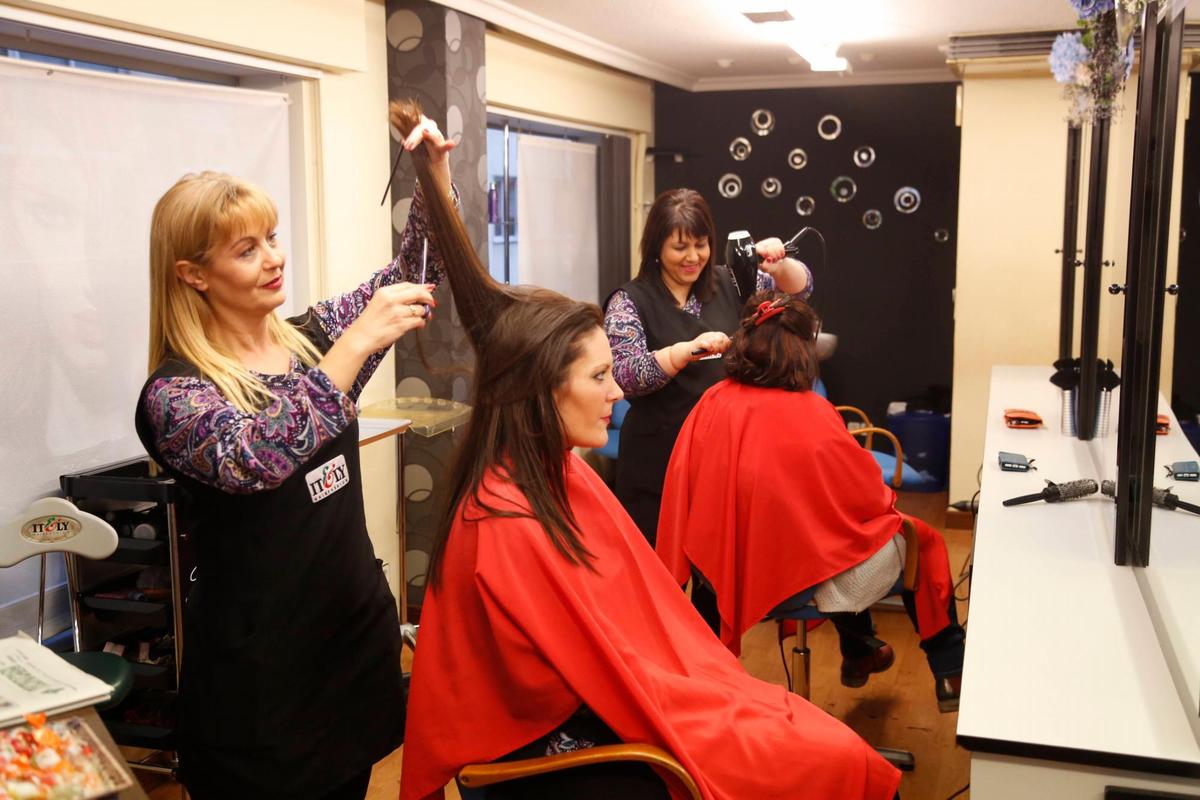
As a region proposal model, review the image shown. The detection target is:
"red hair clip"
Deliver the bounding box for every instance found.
[753,299,787,326]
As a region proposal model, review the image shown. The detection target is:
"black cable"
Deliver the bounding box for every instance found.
[788,226,828,274]
[777,625,792,688]
[944,782,970,800]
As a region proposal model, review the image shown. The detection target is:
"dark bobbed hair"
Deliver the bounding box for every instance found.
[724,290,821,392]
[389,99,600,584]
[635,188,718,303]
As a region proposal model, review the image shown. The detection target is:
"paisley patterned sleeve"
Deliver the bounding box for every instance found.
[604,289,672,398]
[306,179,459,397]
[141,369,357,494]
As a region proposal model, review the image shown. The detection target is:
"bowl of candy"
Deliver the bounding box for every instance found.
[0,713,133,799]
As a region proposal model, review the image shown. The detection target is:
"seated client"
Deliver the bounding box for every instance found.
[393,100,901,800]
[657,291,965,711]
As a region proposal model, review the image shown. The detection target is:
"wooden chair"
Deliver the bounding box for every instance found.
[836,405,928,490]
[458,743,702,799]
[397,624,702,800]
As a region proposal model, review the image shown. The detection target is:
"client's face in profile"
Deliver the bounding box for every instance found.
[554,327,624,450]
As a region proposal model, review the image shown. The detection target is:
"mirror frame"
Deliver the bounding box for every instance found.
[1113,1,1187,567]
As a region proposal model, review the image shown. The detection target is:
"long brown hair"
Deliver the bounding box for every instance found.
[724,290,821,391]
[635,188,718,303]
[388,100,600,584]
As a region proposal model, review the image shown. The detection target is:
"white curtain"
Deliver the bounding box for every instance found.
[516,135,599,304]
[0,57,291,547]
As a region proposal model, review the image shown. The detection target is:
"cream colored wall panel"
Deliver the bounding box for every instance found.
[8,0,367,71]
[971,753,1200,799]
[952,75,1067,502]
[316,1,400,597]
[485,30,652,134]
[951,67,1185,503]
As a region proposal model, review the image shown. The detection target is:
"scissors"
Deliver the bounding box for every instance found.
[418,237,432,319]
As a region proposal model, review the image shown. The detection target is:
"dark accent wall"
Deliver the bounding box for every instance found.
[1171,73,1199,421]
[385,1,486,611]
[654,82,960,426]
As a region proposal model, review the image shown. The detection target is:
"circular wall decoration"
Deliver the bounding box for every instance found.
[934,228,950,243]
[863,209,883,229]
[796,196,816,216]
[787,148,808,170]
[751,108,775,136]
[853,146,876,168]
[894,186,921,214]
[729,136,752,161]
[817,114,842,141]
[761,177,782,198]
[718,173,743,199]
[830,176,857,203]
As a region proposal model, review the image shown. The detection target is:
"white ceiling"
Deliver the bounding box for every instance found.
[442,0,1196,89]
[440,0,1119,89]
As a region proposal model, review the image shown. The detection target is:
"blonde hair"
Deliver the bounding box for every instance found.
[148,171,322,412]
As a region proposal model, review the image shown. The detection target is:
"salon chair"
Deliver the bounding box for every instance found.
[0,497,134,711]
[767,517,921,772]
[398,624,702,800]
[593,398,630,462]
[836,406,933,490]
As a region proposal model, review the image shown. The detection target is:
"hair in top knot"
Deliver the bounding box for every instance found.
[724,290,821,391]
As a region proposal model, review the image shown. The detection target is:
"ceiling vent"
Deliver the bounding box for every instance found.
[742,10,794,23]
[946,31,1061,61]
[948,24,1199,62]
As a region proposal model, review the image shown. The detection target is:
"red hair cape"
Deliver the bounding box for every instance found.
[657,380,953,654]
[401,452,899,800]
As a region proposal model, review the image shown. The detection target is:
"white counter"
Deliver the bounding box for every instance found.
[958,366,1200,796]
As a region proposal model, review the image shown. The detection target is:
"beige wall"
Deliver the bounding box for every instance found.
[951,62,1186,502]
[314,1,402,598]
[485,30,653,134]
[8,0,367,71]
[485,29,654,275]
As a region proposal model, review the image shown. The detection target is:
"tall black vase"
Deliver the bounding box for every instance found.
[1077,116,1111,441]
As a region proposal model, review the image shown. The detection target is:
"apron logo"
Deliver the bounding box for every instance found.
[21,514,82,544]
[305,454,350,503]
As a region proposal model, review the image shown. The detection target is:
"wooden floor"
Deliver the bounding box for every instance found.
[143,491,973,800]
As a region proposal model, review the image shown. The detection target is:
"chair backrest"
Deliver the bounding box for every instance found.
[0,497,119,568]
[610,398,631,429]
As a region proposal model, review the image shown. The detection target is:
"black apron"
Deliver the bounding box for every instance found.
[607,266,742,542]
[134,318,403,798]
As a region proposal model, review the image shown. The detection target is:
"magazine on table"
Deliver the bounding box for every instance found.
[0,634,112,728]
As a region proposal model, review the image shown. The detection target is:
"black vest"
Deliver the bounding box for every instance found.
[611,266,742,496]
[134,315,403,797]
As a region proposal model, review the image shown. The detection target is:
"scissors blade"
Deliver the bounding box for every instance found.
[420,237,428,285]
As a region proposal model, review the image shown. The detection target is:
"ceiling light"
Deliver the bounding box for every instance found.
[763,18,848,73]
[786,39,848,72]
[716,58,734,69]
[801,51,850,72]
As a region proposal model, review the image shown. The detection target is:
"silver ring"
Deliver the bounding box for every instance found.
[817,114,842,141]
[410,304,420,317]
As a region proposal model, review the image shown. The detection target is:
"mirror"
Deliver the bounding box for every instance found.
[1111,6,1200,726]
[1141,65,1200,720]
